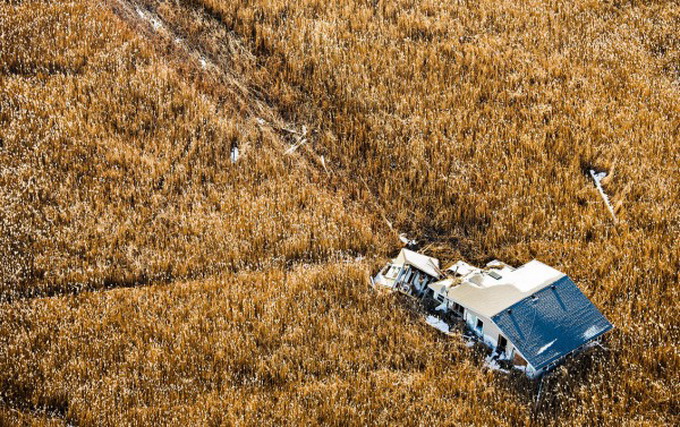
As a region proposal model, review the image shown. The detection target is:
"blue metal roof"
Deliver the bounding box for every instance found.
[491,275,613,371]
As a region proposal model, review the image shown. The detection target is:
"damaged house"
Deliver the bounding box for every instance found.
[372,249,443,296]
[374,252,613,378]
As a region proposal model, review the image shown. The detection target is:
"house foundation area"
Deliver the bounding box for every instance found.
[372,249,613,378]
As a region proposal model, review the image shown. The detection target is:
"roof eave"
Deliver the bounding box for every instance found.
[529,324,614,371]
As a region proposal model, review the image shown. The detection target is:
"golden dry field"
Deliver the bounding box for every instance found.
[0,0,678,425]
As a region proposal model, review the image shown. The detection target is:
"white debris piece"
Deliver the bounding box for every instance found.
[230,146,239,163]
[591,170,607,183]
[398,233,417,247]
[484,354,510,374]
[513,364,528,374]
[447,260,479,277]
[320,155,329,174]
[589,169,617,221]
[426,315,450,334]
[585,340,609,351]
[284,138,307,155]
[199,57,207,69]
[536,339,557,355]
[150,17,162,30]
[136,7,164,31]
[285,142,301,154]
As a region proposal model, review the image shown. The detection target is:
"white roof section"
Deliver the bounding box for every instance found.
[505,260,564,292]
[372,272,388,287]
[428,278,454,295]
[394,249,442,279]
[442,260,565,317]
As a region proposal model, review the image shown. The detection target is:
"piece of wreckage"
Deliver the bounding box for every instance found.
[373,249,613,378]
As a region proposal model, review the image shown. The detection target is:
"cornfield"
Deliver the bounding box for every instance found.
[0,0,678,425]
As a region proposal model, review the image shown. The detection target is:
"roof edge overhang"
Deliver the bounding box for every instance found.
[402,263,441,278]
[529,323,614,371]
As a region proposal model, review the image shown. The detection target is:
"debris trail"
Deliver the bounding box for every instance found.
[284,125,309,154]
[284,138,307,155]
[136,6,164,31]
[359,176,395,232]
[590,169,616,222]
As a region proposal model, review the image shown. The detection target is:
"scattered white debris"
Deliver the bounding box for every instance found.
[584,340,609,351]
[426,315,450,334]
[513,364,528,374]
[435,302,448,312]
[465,339,475,348]
[284,125,310,154]
[230,146,239,163]
[398,233,417,247]
[284,138,307,155]
[447,260,479,276]
[199,57,207,69]
[589,169,617,221]
[484,354,510,373]
[174,37,182,44]
[136,7,164,32]
[496,351,510,362]
[150,17,162,30]
[256,117,266,125]
[536,339,557,355]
